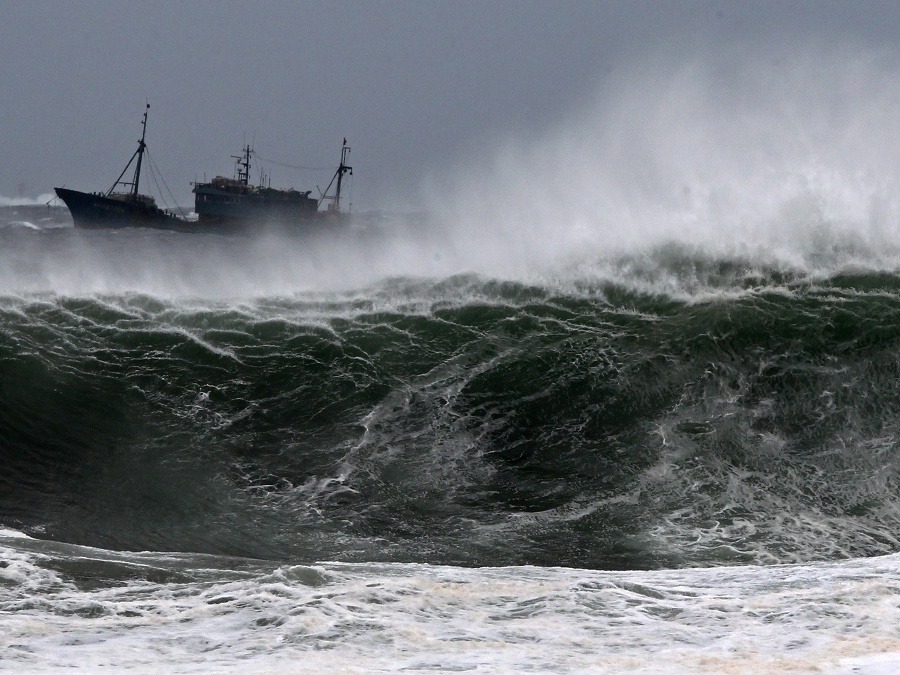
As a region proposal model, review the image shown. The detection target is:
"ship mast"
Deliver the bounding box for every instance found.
[334,142,351,212]
[107,103,151,198]
[319,139,353,213]
[232,144,251,185]
[132,104,149,197]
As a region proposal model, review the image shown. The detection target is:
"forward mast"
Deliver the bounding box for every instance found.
[108,103,151,199]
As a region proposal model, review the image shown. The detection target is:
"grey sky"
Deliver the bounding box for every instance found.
[1,1,898,209]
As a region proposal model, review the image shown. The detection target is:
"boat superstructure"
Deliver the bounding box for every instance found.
[192,141,352,227]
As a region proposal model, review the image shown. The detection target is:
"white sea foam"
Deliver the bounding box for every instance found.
[0,527,32,539]
[0,530,898,673]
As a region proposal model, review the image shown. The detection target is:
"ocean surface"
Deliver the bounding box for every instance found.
[1,203,900,672]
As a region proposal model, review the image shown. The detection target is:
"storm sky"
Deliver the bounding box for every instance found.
[1,1,898,209]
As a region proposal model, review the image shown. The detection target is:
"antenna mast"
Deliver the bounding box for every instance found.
[232,144,252,185]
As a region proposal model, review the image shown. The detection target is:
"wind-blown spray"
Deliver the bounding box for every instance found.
[427,45,900,284]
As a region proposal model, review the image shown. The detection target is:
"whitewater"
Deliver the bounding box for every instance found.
[2,49,900,672]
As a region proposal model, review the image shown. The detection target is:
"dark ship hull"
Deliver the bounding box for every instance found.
[54,188,189,231]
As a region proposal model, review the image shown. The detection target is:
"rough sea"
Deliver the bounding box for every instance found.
[2,182,899,674]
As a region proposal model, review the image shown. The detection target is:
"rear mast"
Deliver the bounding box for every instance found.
[319,139,353,213]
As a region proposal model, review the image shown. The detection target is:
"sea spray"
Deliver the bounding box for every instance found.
[425,45,900,279]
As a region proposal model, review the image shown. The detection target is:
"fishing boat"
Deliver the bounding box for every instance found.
[55,106,352,232]
[54,105,189,230]
[192,141,352,227]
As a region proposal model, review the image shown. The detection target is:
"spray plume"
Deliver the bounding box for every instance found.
[426,44,900,279]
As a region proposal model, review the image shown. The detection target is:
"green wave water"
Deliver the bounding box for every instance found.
[3,263,899,570]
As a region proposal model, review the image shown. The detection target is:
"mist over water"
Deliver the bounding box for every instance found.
[0,48,897,299]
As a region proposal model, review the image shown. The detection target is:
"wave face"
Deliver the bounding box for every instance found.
[3,238,900,570]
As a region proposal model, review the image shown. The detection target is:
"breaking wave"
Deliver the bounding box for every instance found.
[2,257,899,570]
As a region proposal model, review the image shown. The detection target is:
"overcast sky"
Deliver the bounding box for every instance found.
[1,1,898,209]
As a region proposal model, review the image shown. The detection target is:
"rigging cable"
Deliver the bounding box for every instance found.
[346,172,352,213]
[145,157,167,210]
[145,147,188,218]
[253,152,330,173]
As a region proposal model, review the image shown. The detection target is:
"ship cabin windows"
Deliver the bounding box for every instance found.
[197,193,238,205]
